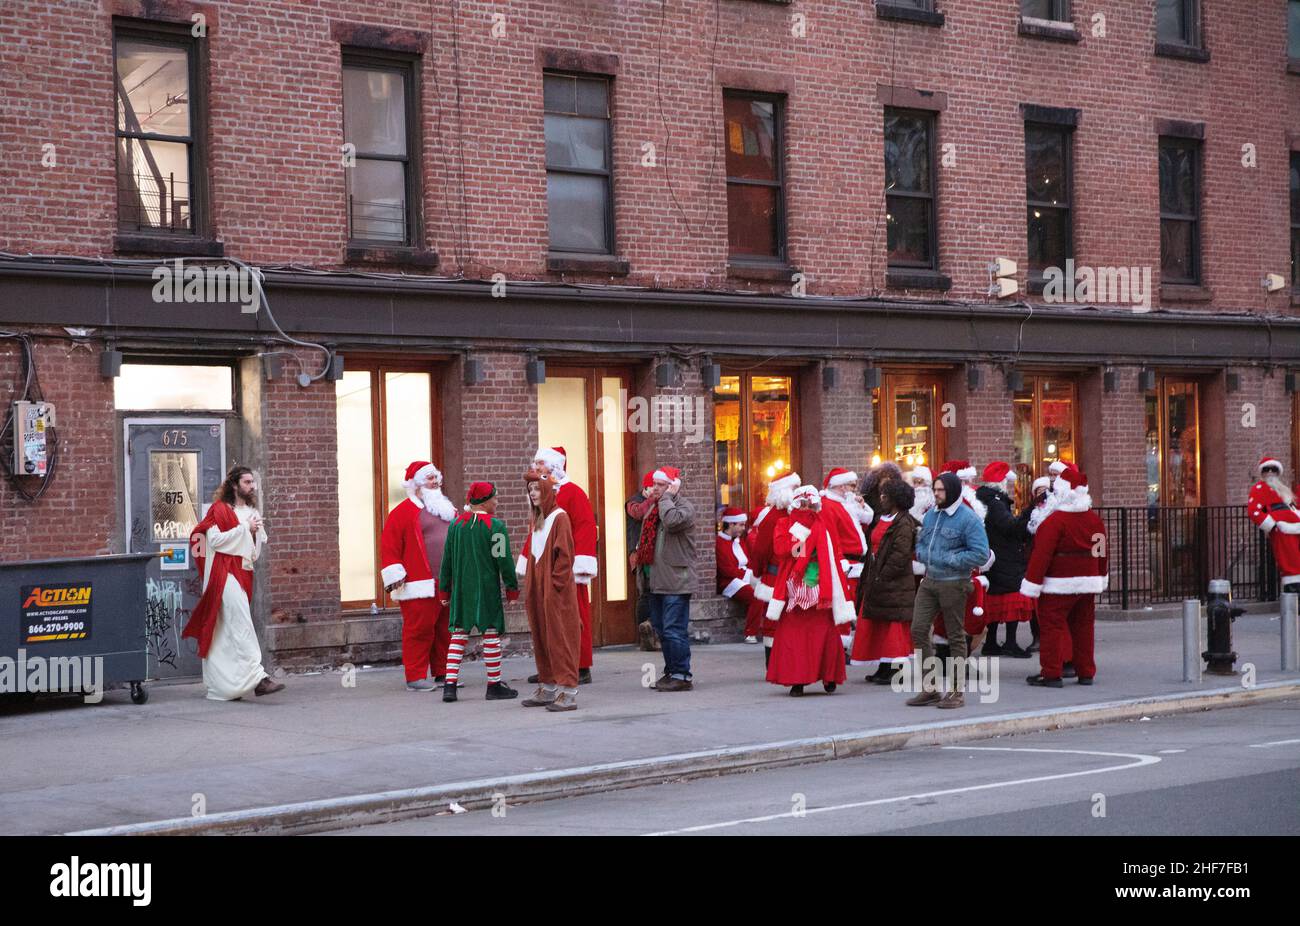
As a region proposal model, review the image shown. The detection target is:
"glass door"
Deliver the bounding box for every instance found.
[871,371,945,471]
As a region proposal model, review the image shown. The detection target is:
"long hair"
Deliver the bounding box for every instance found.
[215,465,255,506]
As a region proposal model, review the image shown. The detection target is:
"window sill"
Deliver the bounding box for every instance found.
[1155,42,1210,63]
[547,253,630,275]
[1018,16,1080,43]
[887,268,951,292]
[1160,283,1213,303]
[114,234,224,258]
[346,246,440,268]
[727,260,797,282]
[874,3,944,27]
[1289,58,1300,76]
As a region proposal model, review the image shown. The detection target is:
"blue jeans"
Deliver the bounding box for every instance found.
[648,593,692,680]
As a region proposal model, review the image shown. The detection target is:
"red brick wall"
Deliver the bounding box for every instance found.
[1223,366,1294,505]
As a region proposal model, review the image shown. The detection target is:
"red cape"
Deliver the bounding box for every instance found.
[182,501,254,659]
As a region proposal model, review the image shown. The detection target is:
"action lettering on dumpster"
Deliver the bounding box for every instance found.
[20,583,92,644]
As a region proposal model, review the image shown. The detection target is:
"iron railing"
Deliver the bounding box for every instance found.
[1095,505,1279,608]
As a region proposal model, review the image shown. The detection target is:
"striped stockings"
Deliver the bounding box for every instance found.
[444,632,469,684]
[443,631,503,685]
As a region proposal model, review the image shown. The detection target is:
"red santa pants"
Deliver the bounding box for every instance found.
[1036,593,1096,681]
[399,597,450,682]
[577,584,593,669]
[1269,529,1300,585]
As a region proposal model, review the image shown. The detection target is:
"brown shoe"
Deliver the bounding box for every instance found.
[655,677,693,692]
[521,686,556,707]
[905,690,941,706]
[253,677,284,696]
[545,691,578,712]
[937,691,965,709]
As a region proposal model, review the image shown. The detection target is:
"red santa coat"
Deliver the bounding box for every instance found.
[554,479,598,581]
[716,532,756,603]
[380,497,437,600]
[1247,479,1300,584]
[743,505,783,639]
[764,511,857,626]
[1019,502,1109,599]
[820,494,868,596]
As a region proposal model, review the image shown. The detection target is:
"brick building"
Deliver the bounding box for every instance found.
[2,0,1300,673]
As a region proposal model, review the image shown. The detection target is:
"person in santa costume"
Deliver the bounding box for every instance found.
[942,459,987,520]
[976,461,1035,658]
[744,470,801,662]
[907,465,936,523]
[1025,462,1074,671]
[532,447,597,683]
[519,467,584,711]
[820,467,872,653]
[1020,466,1107,688]
[764,485,855,695]
[851,470,919,684]
[437,481,520,702]
[184,466,283,700]
[379,461,457,691]
[716,507,756,618]
[1247,456,1300,593]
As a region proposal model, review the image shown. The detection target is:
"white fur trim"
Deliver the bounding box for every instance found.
[833,599,857,625]
[763,636,775,647]
[722,577,746,598]
[411,463,439,486]
[380,563,407,587]
[516,554,528,577]
[1031,476,1051,492]
[721,512,748,524]
[980,549,996,573]
[573,554,599,577]
[976,575,989,589]
[534,447,566,471]
[1042,574,1109,595]
[956,466,977,481]
[1258,458,1284,474]
[1259,515,1277,533]
[1048,460,1068,475]
[1019,578,1043,599]
[912,560,926,575]
[846,562,864,579]
[1276,521,1300,535]
[754,582,774,603]
[972,606,984,616]
[392,578,436,601]
[788,522,812,542]
[827,470,858,489]
[1283,573,1300,586]
[909,466,933,484]
[765,597,785,621]
[769,473,801,493]
[741,568,753,584]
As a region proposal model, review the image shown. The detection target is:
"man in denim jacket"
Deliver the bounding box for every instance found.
[906,471,990,709]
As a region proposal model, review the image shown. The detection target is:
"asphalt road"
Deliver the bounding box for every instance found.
[322,699,1300,836]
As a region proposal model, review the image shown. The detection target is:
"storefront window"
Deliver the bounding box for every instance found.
[869,373,943,471]
[1145,376,1201,508]
[1011,375,1077,506]
[714,373,795,514]
[114,362,233,410]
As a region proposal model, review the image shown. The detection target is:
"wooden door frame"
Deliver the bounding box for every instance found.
[1148,373,1203,507]
[718,367,802,513]
[1012,372,1081,506]
[875,370,947,470]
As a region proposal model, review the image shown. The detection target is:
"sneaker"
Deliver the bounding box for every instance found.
[937,691,965,709]
[442,682,458,702]
[1026,674,1063,688]
[526,674,540,684]
[485,681,518,700]
[405,679,437,692]
[254,677,285,697]
[521,686,556,707]
[656,677,693,692]
[905,690,942,706]
[545,691,578,712]
[578,668,593,685]
[651,673,671,690]
[743,635,759,644]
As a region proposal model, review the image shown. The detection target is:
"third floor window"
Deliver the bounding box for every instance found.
[724,91,786,261]
[884,108,937,270]
[342,53,418,246]
[1158,136,1202,285]
[1156,0,1201,49]
[544,72,614,255]
[1025,123,1073,277]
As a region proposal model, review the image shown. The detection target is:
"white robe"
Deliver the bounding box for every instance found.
[201,505,268,701]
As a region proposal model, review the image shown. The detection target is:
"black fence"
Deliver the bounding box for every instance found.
[1096,506,1279,609]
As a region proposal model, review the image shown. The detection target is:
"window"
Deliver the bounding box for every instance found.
[1291,153,1299,290]
[1291,1,1300,60]
[1021,0,1069,21]
[113,362,234,410]
[714,373,797,513]
[1159,137,1201,284]
[336,364,438,607]
[884,109,937,269]
[870,372,946,471]
[114,24,202,234]
[1025,123,1073,277]
[1156,0,1200,48]
[343,53,419,245]
[1012,375,1078,507]
[544,73,614,254]
[1145,376,1201,507]
[724,92,785,261]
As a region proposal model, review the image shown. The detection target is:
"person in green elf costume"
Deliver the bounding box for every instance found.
[437,481,519,702]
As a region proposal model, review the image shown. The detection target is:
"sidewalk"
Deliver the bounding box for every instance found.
[2,614,1297,835]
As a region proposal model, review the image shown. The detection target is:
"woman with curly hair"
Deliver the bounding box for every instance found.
[850,474,919,684]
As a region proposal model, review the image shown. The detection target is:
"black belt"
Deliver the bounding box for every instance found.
[1270,502,1292,512]
[765,564,780,576]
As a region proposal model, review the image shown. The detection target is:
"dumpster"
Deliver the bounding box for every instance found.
[0,553,152,705]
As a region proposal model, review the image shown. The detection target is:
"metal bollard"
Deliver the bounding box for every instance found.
[1282,592,1299,673]
[1182,599,1201,683]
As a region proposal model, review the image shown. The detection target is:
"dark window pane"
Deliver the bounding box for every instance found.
[576,78,608,117]
[1159,143,1196,216]
[885,112,931,194]
[1025,127,1067,203]
[116,38,190,137]
[1292,229,1299,290]
[887,195,932,266]
[1028,206,1069,273]
[1160,218,1195,281]
[725,96,777,182]
[116,137,191,232]
[726,183,780,257]
[1021,0,1054,18]
[896,0,933,8]
[343,67,407,157]
[545,114,607,171]
[543,73,575,114]
[1156,0,1191,44]
[1291,1,1300,59]
[547,172,609,252]
[1291,153,1300,222]
[348,159,406,241]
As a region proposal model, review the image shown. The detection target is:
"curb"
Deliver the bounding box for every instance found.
[69,679,1300,836]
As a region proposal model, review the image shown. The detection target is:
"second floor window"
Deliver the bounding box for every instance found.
[1291,153,1299,290]
[343,54,417,245]
[1021,0,1070,21]
[724,92,785,261]
[1025,123,1072,277]
[544,72,614,254]
[1291,0,1300,60]
[1158,136,1201,285]
[884,108,937,269]
[1156,0,1201,48]
[114,26,200,234]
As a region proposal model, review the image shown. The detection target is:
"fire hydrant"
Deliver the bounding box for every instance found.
[1202,579,1243,675]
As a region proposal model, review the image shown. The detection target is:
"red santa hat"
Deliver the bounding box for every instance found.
[768,470,801,493]
[1258,455,1284,474]
[943,459,977,481]
[403,460,439,486]
[1051,465,1092,510]
[792,484,822,507]
[981,461,1013,484]
[653,465,681,484]
[533,446,567,473]
[908,464,934,485]
[466,481,496,504]
[720,506,748,524]
[1048,460,1069,476]
[642,470,656,489]
[1031,475,1052,493]
[823,467,859,490]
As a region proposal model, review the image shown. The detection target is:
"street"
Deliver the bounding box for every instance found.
[322,699,1300,836]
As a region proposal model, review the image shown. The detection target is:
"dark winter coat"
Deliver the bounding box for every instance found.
[858,512,919,622]
[975,484,1031,595]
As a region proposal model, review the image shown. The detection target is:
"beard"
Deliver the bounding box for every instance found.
[840,492,873,524]
[419,486,457,521]
[236,485,258,507]
[1264,473,1295,506]
[909,485,934,521]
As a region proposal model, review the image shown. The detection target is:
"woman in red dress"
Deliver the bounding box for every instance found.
[764,486,855,696]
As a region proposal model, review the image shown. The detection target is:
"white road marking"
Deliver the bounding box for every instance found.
[1158,749,1186,754]
[1248,738,1300,749]
[644,747,1161,836]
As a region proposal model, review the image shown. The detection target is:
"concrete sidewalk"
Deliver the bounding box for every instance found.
[2,614,1297,835]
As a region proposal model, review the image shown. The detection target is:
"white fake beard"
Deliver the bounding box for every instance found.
[1264,473,1295,506]
[841,492,873,524]
[419,487,457,521]
[910,486,935,520]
